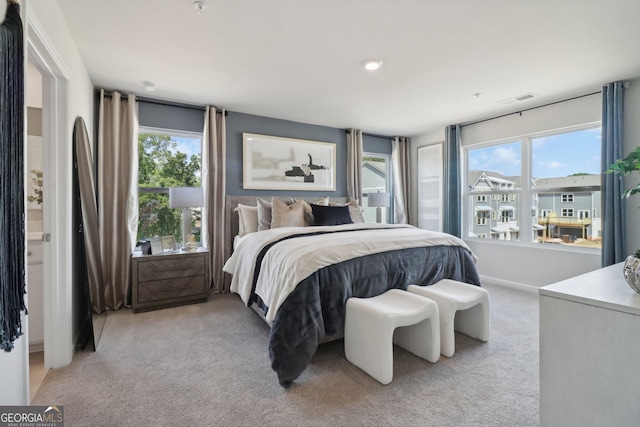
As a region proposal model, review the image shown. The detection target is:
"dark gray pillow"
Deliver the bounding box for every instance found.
[310,204,354,226]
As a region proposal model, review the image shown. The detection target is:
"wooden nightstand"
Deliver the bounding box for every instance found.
[132,248,210,313]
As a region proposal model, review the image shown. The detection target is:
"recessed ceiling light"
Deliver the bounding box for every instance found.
[193,1,207,14]
[143,81,157,92]
[363,60,383,71]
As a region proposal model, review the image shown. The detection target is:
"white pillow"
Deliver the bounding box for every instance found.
[235,204,259,236]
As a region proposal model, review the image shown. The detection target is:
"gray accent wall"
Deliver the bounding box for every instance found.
[138,100,205,133]
[225,111,349,197]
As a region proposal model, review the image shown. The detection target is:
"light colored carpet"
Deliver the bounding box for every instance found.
[33,282,539,426]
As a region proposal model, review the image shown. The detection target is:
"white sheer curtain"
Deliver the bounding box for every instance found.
[97,90,138,310]
[201,106,226,292]
[392,136,410,224]
[347,129,363,203]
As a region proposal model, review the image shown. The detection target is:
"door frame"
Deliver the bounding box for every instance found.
[27,12,73,369]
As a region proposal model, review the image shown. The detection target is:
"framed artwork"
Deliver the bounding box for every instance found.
[242,133,336,191]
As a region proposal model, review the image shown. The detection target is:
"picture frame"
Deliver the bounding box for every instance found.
[243,133,336,191]
[161,235,177,253]
[149,237,163,255]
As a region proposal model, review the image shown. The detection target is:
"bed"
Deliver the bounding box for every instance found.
[222,196,480,387]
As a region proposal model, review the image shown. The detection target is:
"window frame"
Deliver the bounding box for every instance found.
[463,123,601,252]
[137,126,204,243]
[362,152,392,223]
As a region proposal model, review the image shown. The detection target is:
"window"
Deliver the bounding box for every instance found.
[476,210,489,225]
[466,125,601,248]
[477,195,486,203]
[361,153,391,223]
[137,128,203,244]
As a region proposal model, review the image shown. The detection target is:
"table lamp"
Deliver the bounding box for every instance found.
[367,192,390,223]
[169,187,204,250]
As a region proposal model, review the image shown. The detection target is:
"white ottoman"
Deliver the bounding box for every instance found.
[344,289,440,385]
[408,280,489,358]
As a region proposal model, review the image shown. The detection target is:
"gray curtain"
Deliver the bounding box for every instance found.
[601,82,626,267]
[202,106,226,292]
[74,117,105,313]
[97,90,138,310]
[346,129,363,203]
[0,0,26,352]
[443,125,462,237]
[391,136,410,224]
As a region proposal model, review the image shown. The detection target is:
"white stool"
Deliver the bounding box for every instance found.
[344,289,440,385]
[407,280,489,358]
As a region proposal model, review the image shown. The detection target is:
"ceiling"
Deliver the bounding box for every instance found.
[55,0,640,137]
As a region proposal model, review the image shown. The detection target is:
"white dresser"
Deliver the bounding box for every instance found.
[539,263,640,426]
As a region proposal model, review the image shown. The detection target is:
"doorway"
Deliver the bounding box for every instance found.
[26,59,47,400]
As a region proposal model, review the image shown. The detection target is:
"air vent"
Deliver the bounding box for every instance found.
[496,93,537,105]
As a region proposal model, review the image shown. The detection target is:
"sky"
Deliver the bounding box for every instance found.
[173,136,202,160]
[467,127,601,178]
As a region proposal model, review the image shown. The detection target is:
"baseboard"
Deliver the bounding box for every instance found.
[29,340,44,353]
[479,275,541,294]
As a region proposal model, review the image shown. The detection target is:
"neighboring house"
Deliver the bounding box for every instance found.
[468,171,601,245]
[468,171,521,241]
[534,175,601,242]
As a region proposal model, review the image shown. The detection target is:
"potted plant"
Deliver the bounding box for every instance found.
[606,146,640,292]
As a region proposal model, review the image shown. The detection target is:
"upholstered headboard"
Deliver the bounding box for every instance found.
[224,195,348,256]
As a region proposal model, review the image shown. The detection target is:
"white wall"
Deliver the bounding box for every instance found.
[0,0,94,406]
[411,82,640,289]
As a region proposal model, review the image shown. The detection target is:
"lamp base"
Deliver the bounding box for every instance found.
[376,207,382,223]
[182,208,191,250]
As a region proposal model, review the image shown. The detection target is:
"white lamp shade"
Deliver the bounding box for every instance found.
[367,192,390,208]
[169,187,204,208]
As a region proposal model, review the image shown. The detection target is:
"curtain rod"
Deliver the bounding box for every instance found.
[345,129,395,139]
[97,90,227,115]
[461,91,602,128]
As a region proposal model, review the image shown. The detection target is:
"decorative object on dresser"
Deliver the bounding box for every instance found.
[367,191,390,223]
[132,248,210,313]
[169,187,203,250]
[622,249,640,292]
[606,146,640,291]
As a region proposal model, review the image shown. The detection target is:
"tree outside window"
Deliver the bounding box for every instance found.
[138,131,202,243]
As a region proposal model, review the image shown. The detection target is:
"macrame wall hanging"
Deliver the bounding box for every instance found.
[0,0,26,352]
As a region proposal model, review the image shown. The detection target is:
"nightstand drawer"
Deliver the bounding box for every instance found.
[137,276,206,303]
[137,256,205,282]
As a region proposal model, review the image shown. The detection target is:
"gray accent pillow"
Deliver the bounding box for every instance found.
[257,198,272,231]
